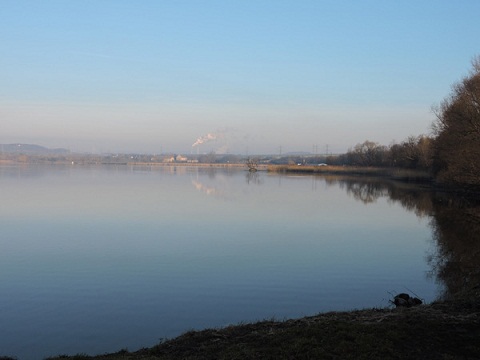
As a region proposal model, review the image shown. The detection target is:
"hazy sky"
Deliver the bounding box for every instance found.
[1,1,479,154]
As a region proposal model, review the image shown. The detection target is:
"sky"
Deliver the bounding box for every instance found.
[1,0,479,155]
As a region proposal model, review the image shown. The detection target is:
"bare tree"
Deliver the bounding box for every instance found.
[245,157,258,172]
[432,55,480,187]
[390,135,433,169]
[347,140,388,166]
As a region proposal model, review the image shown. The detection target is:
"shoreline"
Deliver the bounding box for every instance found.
[40,288,479,360]
[0,161,443,184]
[266,164,434,183]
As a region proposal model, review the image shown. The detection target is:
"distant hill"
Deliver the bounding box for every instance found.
[0,144,69,154]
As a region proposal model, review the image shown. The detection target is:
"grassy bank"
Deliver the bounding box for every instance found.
[267,165,433,183]
[40,289,480,360]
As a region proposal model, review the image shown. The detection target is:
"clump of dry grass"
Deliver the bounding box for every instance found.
[268,165,432,183]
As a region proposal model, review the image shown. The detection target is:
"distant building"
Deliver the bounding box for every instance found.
[163,156,175,163]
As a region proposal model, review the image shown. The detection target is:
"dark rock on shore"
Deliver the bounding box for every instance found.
[393,293,423,307]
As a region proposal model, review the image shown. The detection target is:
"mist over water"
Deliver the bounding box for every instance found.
[0,165,452,359]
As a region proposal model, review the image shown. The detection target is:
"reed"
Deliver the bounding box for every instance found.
[267,165,433,183]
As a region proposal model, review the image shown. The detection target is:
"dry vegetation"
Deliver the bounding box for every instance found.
[268,165,433,183]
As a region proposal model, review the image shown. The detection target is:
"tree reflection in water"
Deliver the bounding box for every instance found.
[323,175,480,301]
[246,170,263,185]
[427,196,480,300]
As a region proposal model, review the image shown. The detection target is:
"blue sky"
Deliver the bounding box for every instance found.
[1,0,479,154]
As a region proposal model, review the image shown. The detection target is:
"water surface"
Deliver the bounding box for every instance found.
[0,165,439,359]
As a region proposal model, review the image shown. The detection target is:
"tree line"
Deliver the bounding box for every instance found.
[337,56,480,189]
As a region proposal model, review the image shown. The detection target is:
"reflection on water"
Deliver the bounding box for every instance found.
[325,175,480,300]
[0,165,478,359]
[427,196,480,299]
[327,175,433,217]
[245,171,263,185]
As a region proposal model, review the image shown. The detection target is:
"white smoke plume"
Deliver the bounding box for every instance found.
[192,133,221,147]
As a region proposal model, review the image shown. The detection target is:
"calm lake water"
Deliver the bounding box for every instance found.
[0,165,444,359]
